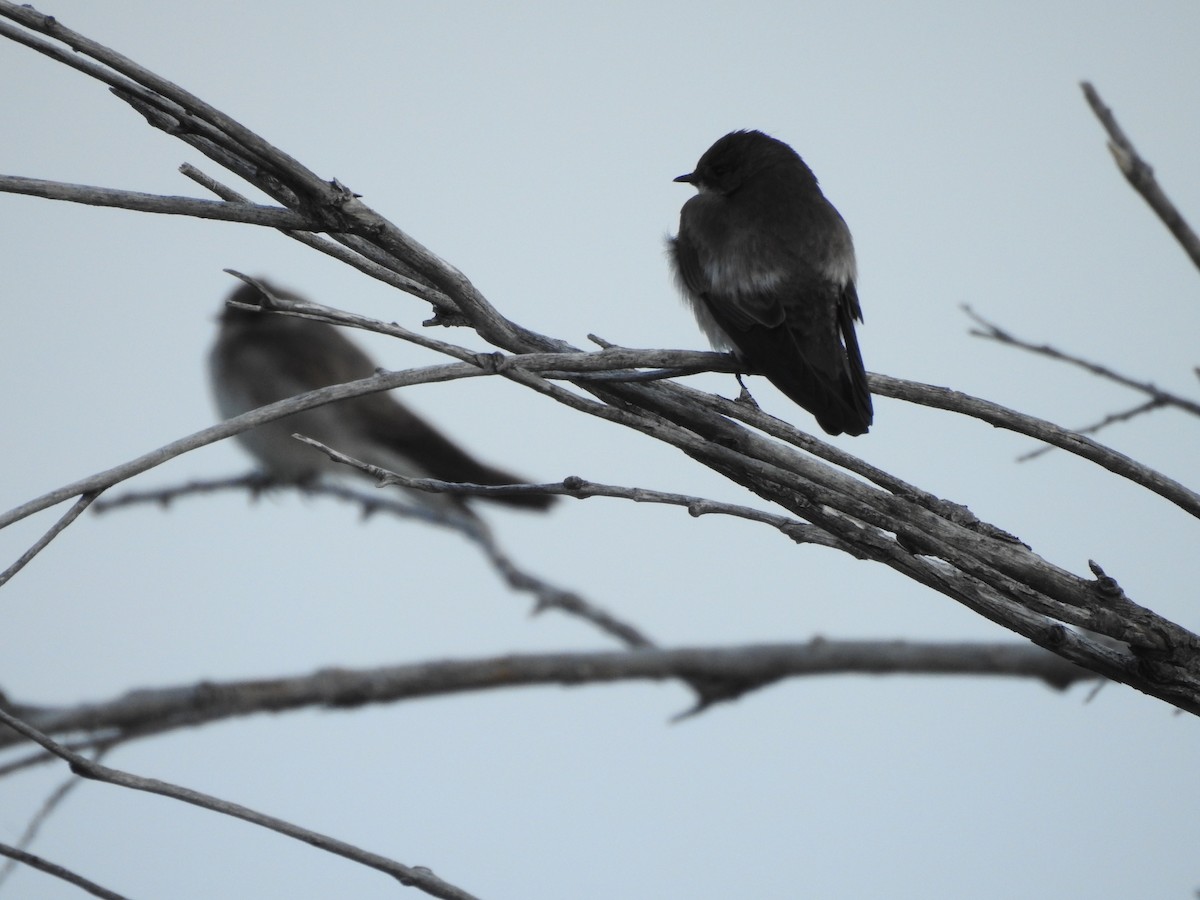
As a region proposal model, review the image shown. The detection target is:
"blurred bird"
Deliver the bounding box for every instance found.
[669,129,873,436]
[209,280,554,519]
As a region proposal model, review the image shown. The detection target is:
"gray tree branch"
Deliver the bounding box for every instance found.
[0,0,1197,718]
[0,642,1094,758]
[0,706,481,900]
[0,174,316,227]
[1082,81,1200,273]
[0,840,128,900]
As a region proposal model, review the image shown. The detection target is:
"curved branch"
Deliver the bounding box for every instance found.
[0,707,481,900]
[0,842,127,900]
[869,373,1200,521]
[1016,399,1165,462]
[0,360,489,532]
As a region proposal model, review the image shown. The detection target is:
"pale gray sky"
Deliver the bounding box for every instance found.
[2,2,1199,898]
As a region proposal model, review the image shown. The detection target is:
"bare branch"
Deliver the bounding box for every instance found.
[869,372,1200,522]
[0,360,488,534]
[0,5,333,202]
[0,343,734,538]
[1017,399,1165,462]
[2,345,1195,706]
[0,736,125,781]
[182,167,445,302]
[0,492,98,588]
[295,436,849,552]
[92,473,467,527]
[92,473,302,511]
[0,643,1096,755]
[966,306,1200,417]
[0,174,317,227]
[89,470,853,713]
[1082,81,1200,273]
[1,3,1198,714]
[0,707,482,900]
[0,747,109,890]
[95,472,671,653]
[0,841,128,900]
[223,289,1200,528]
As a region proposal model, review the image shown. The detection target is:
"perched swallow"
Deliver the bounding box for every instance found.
[209,280,554,516]
[670,129,872,435]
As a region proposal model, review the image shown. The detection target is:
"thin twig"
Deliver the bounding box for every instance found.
[0,492,98,588]
[96,471,487,533]
[282,440,670,648]
[296,437,847,552]
[0,736,129,781]
[0,706,481,900]
[1081,81,1200,273]
[0,746,110,889]
[0,361,490,532]
[868,373,1200,522]
[0,842,128,900]
[95,470,670,651]
[1017,399,1165,462]
[966,306,1200,416]
[295,434,858,661]
[0,174,316,227]
[93,473,445,524]
[93,473,281,512]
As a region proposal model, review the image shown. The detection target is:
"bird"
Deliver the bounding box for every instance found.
[669,129,873,436]
[208,280,555,520]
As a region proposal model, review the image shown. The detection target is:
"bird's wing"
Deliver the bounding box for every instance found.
[669,231,713,305]
[354,391,554,510]
[697,267,872,435]
[836,280,872,425]
[214,317,377,406]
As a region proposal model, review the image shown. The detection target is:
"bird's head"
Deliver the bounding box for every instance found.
[674,129,806,196]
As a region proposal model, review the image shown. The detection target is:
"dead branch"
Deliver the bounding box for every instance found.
[1082,81,1200,273]
[0,3,1197,719]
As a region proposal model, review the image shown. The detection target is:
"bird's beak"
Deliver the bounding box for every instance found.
[673,172,697,184]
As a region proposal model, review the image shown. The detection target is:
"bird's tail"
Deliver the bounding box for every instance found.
[769,364,872,436]
[761,314,873,436]
[813,310,872,436]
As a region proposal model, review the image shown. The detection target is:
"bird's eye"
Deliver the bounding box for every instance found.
[710,162,730,177]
